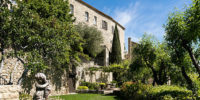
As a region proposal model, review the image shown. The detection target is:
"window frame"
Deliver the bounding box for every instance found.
[85,12,89,22]
[94,16,97,25]
[69,4,74,14]
[102,20,108,30]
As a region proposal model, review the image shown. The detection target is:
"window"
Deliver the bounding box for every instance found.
[69,4,74,14]
[102,20,108,30]
[85,12,89,22]
[112,26,114,34]
[94,16,97,25]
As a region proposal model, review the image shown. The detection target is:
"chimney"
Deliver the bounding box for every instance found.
[128,37,131,58]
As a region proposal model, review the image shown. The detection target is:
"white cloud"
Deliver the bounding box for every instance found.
[113,2,139,26]
[111,0,192,50]
[130,36,141,43]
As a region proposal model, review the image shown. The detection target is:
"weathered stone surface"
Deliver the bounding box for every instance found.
[76,61,113,89]
[69,0,125,60]
[0,0,118,97]
[0,85,21,100]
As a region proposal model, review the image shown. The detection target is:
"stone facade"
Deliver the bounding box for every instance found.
[0,58,24,85]
[0,57,70,96]
[75,61,113,89]
[0,85,21,100]
[69,0,125,64]
[0,0,123,97]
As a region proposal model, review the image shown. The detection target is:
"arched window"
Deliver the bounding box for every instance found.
[102,20,107,30]
[112,26,114,34]
[94,16,97,25]
[85,12,89,22]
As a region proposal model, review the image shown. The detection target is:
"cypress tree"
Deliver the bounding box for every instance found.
[110,25,122,64]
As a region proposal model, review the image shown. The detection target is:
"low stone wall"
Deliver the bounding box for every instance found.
[0,85,21,100]
[76,61,113,89]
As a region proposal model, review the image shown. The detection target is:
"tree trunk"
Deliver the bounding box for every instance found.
[184,45,200,75]
[181,66,193,88]
[17,68,29,85]
[13,49,29,85]
[145,62,161,85]
[16,56,29,85]
[158,61,167,85]
[174,48,194,89]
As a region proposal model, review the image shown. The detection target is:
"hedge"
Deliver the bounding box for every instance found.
[120,82,194,100]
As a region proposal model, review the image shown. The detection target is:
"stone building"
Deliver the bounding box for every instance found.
[69,0,125,66]
[126,37,138,59]
[0,0,126,97]
[68,0,125,92]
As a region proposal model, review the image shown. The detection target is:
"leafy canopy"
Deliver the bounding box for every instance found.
[75,23,103,58]
[110,25,122,64]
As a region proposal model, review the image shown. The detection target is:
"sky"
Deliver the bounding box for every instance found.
[83,0,192,50]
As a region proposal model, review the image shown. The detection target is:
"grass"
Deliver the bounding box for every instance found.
[51,93,120,100]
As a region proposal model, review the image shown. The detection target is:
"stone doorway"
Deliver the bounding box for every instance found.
[68,73,76,93]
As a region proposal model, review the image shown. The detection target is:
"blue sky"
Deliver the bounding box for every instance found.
[83,0,192,50]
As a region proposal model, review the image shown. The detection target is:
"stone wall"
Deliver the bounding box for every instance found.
[76,61,113,89]
[69,0,125,60]
[0,57,24,85]
[0,85,21,100]
[0,57,69,96]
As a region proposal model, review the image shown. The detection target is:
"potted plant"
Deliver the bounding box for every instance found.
[99,83,106,90]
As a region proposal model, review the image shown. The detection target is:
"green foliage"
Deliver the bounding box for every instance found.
[75,23,103,58]
[102,60,130,86]
[19,93,32,100]
[80,81,99,90]
[188,73,200,96]
[164,0,200,94]
[0,0,86,92]
[147,85,193,100]
[130,34,172,85]
[120,82,194,100]
[99,83,106,86]
[87,67,100,72]
[120,81,152,100]
[0,0,12,51]
[110,25,122,64]
[77,86,89,90]
[11,0,83,71]
[164,0,200,75]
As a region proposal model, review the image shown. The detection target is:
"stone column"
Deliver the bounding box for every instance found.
[128,37,131,59]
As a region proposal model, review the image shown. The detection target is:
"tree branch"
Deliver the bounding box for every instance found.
[183,44,200,75]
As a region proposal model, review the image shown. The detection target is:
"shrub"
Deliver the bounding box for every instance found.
[99,83,106,90]
[120,82,194,100]
[147,85,193,100]
[77,86,89,90]
[75,23,103,58]
[19,93,32,100]
[80,81,99,90]
[99,83,106,86]
[120,81,151,100]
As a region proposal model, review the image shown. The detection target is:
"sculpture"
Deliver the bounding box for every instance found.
[33,73,51,100]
